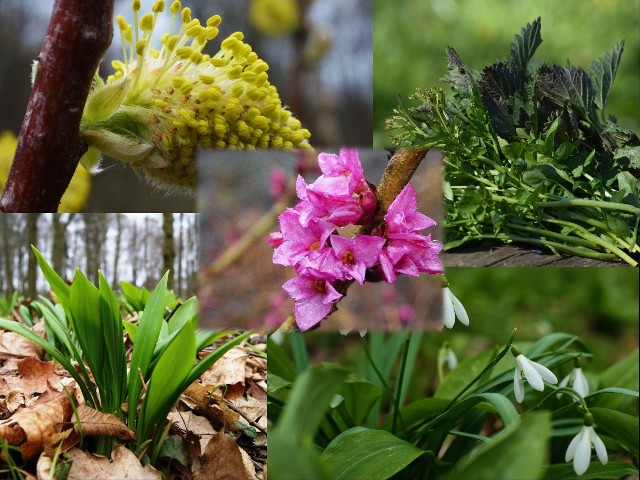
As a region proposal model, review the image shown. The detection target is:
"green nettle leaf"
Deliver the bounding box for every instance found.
[321,428,426,480]
[536,65,596,120]
[508,17,542,73]
[388,18,639,264]
[442,412,550,480]
[589,41,624,112]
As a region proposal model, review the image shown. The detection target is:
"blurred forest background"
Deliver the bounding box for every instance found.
[0,0,372,211]
[289,267,639,399]
[374,0,640,147]
[198,149,443,330]
[0,213,197,299]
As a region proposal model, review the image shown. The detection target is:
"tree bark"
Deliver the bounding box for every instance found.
[0,0,114,212]
[162,213,175,290]
[112,213,123,287]
[26,214,39,298]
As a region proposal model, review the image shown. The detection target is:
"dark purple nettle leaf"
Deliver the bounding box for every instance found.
[508,17,542,73]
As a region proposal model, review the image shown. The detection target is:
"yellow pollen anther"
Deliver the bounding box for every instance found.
[117,15,128,31]
[209,57,227,68]
[152,0,165,13]
[140,13,155,32]
[136,39,147,55]
[132,0,141,12]
[199,74,215,85]
[181,7,191,23]
[207,15,221,28]
[169,0,181,14]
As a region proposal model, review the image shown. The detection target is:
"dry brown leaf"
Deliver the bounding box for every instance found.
[228,395,266,425]
[197,431,256,480]
[36,451,54,480]
[0,388,73,460]
[5,389,28,413]
[168,410,215,456]
[0,329,43,359]
[13,358,67,394]
[66,445,161,480]
[74,404,136,442]
[182,383,242,433]
[199,346,248,386]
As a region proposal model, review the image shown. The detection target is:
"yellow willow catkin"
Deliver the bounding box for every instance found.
[79,0,311,191]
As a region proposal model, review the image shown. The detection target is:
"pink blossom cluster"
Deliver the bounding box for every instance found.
[269,148,443,331]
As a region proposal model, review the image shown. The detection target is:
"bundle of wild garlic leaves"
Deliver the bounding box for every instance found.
[387,18,640,265]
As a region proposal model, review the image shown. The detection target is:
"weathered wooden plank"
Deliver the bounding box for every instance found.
[441,244,628,267]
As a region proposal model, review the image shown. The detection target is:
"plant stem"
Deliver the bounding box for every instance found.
[392,333,411,436]
[536,198,640,215]
[0,0,114,212]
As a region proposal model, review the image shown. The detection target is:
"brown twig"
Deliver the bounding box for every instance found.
[273,148,430,334]
[0,0,114,212]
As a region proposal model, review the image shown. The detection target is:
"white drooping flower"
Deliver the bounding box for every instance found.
[442,343,458,370]
[565,415,608,475]
[442,287,469,329]
[559,366,589,398]
[512,347,558,403]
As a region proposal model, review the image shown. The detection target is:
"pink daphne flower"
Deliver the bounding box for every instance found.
[325,234,386,284]
[282,273,343,331]
[295,148,376,227]
[378,183,443,283]
[272,209,335,267]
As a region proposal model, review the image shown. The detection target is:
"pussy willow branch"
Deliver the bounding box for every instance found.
[0,0,113,212]
[273,148,429,334]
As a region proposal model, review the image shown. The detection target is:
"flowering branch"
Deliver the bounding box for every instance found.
[0,0,114,212]
[273,147,431,334]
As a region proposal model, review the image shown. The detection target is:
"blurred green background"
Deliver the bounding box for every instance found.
[374,0,640,148]
[296,268,638,394]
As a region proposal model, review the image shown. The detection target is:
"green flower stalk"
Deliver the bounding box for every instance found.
[79,0,312,190]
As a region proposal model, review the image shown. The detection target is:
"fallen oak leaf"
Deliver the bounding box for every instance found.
[73,404,135,443]
[66,445,161,480]
[0,388,74,461]
[182,383,244,434]
[0,329,44,360]
[196,430,257,480]
[199,346,249,387]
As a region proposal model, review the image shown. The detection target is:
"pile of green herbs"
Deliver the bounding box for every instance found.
[386,18,640,265]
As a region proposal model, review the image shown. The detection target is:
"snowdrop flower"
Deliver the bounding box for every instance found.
[511,346,558,403]
[442,343,458,370]
[442,287,469,329]
[565,413,608,475]
[559,361,589,398]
